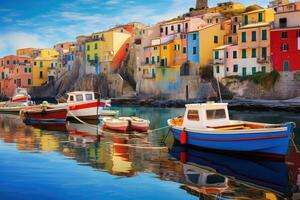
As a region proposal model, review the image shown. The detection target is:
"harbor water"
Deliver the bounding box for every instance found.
[0,106,300,200]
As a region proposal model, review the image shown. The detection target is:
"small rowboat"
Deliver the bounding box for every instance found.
[102,117,129,132]
[103,117,150,132]
[20,103,68,124]
[167,103,295,157]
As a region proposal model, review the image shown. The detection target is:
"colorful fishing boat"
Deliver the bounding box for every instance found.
[20,103,68,124]
[167,103,295,156]
[119,117,150,132]
[59,91,118,120]
[0,88,32,113]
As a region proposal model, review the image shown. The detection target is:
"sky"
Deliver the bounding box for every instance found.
[0,0,269,57]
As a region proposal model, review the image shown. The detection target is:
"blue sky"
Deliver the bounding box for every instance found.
[0,0,269,57]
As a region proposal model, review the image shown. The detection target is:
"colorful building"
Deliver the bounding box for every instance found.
[236,8,275,76]
[32,57,57,86]
[39,48,59,58]
[85,25,132,74]
[16,48,37,57]
[270,2,300,71]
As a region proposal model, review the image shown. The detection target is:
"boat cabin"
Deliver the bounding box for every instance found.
[182,103,230,129]
[67,91,96,103]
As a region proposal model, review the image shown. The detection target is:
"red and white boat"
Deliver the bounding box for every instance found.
[103,117,150,132]
[59,91,118,120]
[0,88,32,113]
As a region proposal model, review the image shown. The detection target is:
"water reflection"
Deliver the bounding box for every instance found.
[0,112,299,199]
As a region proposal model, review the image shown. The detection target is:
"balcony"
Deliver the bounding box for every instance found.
[257,56,270,64]
[213,58,225,65]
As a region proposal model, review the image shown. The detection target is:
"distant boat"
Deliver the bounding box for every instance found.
[20,103,68,124]
[0,88,32,113]
[168,102,295,157]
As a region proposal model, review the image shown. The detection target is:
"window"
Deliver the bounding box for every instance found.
[216,18,219,23]
[193,47,197,55]
[216,65,220,73]
[29,68,31,73]
[152,56,155,64]
[281,32,288,39]
[214,36,218,44]
[160,28,163,33]
[40,62,43,68]
[233,64,238,72]
[69,95,74,102]
[258,12,263,22]
[261,66,266,73]
[28,79,31,85]
[187,110,199,121]
[193,33,197,40]
[94,54,98,62]
[242,32,246,42]
[244,15,248,25]
[163,46,167,50]
[185,23,188,30]
[85,94,93,101]
[25,68,27,73]
[233,51,237,59]
[1,72,4,79]
[157,56,160,62]
[226,52,228,58]
[87,55,90,61]
[86,44,90,51]
[7,60,9,65]
[183,47,187,54]
[279,18,287,28]
[242,49,247,58]
[233,25,237,33]
[154,47,158,50]
[214,51,219,59]
[177,24,181,32]
[206,109,226,120]
[262,30,267,40]
[251,48,256,58]
[228,36,232,44]
[226,67,229,72]
[94,43,98,49]
[171,26,174,31]
[165,27,168,35]
[252,67,256,74]
[145,57,149,64]
[298,31,300,37]
[251,31,256,41]
[262,47,267,58]
[39,71,43,78]
[283,61,289,71]
[76,94,84,102]
[281,44,288,51]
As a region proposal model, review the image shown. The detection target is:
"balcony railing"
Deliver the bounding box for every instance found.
[213,58,225,64]
[257,56,270,64]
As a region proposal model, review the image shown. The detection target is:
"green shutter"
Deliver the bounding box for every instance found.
[233,51,237,59]
[215,51,219,59]
[261,66,266,73]
[262,47,267,58]
[252,31,256,41]
[242,67,247,77]
[284,61,289,71]
[252,48,256,58]
[228,36,232,44]
[214,36,218,44]
[252,67,256,74]
[233,64,238,72]
[40,62,43,68]
[242,32,246,42]
[258,13,263,22]
[244,15,248,25]
[262,30,267,40]
[242,49,247,58]
[216,66,220,73]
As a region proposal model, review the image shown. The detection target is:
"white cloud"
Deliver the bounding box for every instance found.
[0,32,49,57]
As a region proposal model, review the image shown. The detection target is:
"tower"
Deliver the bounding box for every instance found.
[196,0,208,10]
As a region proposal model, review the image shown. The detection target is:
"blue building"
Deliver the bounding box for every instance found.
[187,31,199,64]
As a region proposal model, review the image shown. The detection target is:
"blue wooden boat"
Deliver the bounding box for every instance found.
[167,103,295,156]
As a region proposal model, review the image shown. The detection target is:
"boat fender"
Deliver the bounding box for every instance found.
[180,151,187,163]
[180,128,187,145]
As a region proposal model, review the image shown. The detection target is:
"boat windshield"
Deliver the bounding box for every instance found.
[206,109,226,120]
[76,94,84,102]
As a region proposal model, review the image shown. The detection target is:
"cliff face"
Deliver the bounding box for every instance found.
[221,71,300,100]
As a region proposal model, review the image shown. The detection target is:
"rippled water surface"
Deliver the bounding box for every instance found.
[0,106,300,200]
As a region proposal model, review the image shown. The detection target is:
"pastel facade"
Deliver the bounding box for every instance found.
[32,57,57,86]
[271,2,300,71]
[39,48,59,58]
[16,48,37,57]
[85,28,131,74]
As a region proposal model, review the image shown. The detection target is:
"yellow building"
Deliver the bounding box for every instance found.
[39,48,59,58]
[16,48,37,56]
[207,2,246,14]
[32,57,57,86]
[85,29,131,64]
[198,24,225,67]
[241,8,275,26]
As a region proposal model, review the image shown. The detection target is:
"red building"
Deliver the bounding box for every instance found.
[270,2,300,71]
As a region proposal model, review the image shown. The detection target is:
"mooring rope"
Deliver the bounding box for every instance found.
[291,131,300,153]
